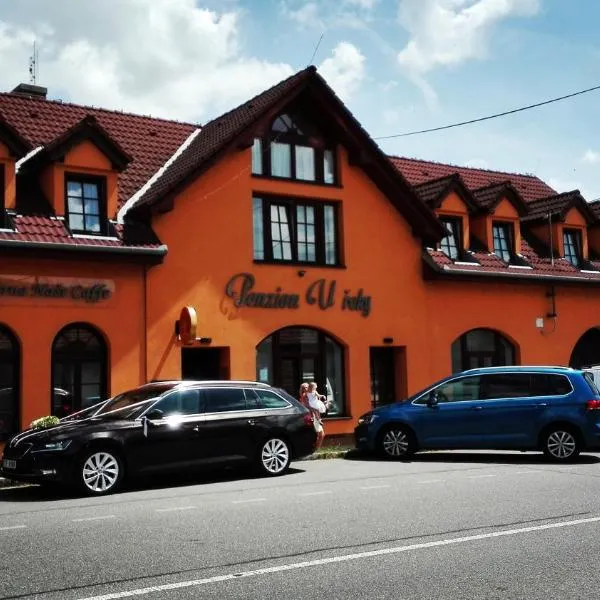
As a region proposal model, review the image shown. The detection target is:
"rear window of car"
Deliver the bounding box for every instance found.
[583,372,600,396]
[246,388,290,409]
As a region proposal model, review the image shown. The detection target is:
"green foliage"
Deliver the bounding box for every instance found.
[30,416,60,430]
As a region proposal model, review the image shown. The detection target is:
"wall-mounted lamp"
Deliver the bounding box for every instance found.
[535,317,544,330]
[198,337,212,345]
[298,270,306,277]
[383,337,394,344]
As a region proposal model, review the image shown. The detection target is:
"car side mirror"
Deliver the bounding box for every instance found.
[145,409,164,421]
[427,391,439,407]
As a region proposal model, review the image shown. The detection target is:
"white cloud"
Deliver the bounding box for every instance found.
[396,0,540,102]
[464,158,490,169]
[0,0,294,122]
[285,2,324,29]
[345,0,378,9]
[582,150,600,164]
[318,41,366,100]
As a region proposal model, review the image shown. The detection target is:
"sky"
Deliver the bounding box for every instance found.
[0,0,599,201]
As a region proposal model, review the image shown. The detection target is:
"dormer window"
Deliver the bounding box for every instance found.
[440,217,462,259]
[492,222,514,262]
[66,174,106,235]
[251,113,336,185]
[563,229,582,266]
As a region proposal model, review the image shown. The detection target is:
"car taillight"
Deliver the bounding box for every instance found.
[304,413,314,425]
[586,400,600,410]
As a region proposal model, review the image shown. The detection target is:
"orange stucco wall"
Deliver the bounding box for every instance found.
[438,191,470,251]
[0,142,16,211]
[0,257,146,428]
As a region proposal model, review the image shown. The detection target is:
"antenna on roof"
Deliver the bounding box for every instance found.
[307,32,324,67]
[548,212,554,266]
[29,40,39,84]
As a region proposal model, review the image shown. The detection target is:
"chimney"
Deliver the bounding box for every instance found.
[11,83,47,99]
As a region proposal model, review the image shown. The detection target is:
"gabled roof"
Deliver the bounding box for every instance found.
[522,190,596,224]
[390,156,557,202]
[21,115,134,173]
[0,113,31,158]
[472,181,528,216]
[0,91,197,209]
[413,174,480,212]
[124,66,446,244]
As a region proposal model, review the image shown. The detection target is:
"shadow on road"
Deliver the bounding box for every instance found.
[0,465,307,502]
[344,449,600,465]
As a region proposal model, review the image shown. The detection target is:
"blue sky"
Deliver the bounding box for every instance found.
[1,0,599,200]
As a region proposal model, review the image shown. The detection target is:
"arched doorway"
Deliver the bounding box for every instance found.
[51,323,108,418]
[451,328,516,373]
[0,325,20,441]
[256,327,345,416]
[569,328,600,368]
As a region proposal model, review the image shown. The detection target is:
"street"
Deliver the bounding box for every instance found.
[2,451,600,599]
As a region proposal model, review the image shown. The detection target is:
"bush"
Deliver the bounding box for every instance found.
[30,416,60,430]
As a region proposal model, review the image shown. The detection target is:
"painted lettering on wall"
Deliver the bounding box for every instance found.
[0,276,114,304]
[225,273,371,317]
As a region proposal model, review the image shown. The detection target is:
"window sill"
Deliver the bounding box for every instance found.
[253,259,347,270]
[72,233,119,241]
[251,173,342,189]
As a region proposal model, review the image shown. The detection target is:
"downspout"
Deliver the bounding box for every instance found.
[143,264,148,383]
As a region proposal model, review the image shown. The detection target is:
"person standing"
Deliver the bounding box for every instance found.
[307,381,327,450]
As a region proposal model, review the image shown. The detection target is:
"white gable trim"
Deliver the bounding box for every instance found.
[117,128,202,224]
[15,146,43,173]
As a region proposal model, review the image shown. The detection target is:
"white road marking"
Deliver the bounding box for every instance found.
[72,515,116,523]
[512,470,537,475]
[155,506,196,513]
[467,474,497,479]
[298,491,333,497]
[75,514,600,600]
[0,525,26,531]
[417,479,444,484]
[232,498,267,504]
[360,485,391,490]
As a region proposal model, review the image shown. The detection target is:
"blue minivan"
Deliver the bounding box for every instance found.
[354,366,600,462]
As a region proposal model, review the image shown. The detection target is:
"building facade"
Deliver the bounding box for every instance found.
[1,72,600,443]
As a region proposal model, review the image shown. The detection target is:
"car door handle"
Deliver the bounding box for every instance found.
[193,425,200,433]
[471,406,483,410]
[536,402,548,407]
[247,419,256,426]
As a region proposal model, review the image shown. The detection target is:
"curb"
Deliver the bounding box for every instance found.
[304,448,355,460]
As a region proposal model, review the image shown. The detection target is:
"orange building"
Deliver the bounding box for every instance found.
[1,72,600,443]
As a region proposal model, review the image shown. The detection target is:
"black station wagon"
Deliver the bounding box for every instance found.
[1,380,317,495]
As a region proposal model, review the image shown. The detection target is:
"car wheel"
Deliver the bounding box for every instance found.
[256,437,291,476]
[542,427,580,462]
[378,426,415,459]
[79,449,124,495]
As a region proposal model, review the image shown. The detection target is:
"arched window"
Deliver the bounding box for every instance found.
[256,327,345,416]
[451,328,516,373]
[251,112,336,185]
[51,323,108,418]
[0,325,20,441]
[569,328,600,369]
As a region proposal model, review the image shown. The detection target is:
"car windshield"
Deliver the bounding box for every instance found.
[94,384,178,419]
[60,401,109,422]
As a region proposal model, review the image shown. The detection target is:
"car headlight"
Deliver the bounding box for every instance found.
[358,413,378,425]
[31,440,72,453]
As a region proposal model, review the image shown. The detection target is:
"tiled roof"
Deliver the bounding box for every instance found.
[390,156,557,202]
[521,191,594,223]
[414,175,457,206]
[128,67,319,213]
[0,92,197,211]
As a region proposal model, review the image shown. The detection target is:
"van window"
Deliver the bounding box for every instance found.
[431,376,482,403]
[583,372,600,396]
[482,374,532,399]
[531,374,572,396]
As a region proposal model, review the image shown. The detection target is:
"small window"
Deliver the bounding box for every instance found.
[154,389,203,416]
[66,174,105,235]
[531,374,572,396]
[247,388,290,409]
[492,222,513,262]
[584,372,600,396]
[203,388,247,412]
[251,138,263,175]
[440,217,461,259]
[563,229,582,267]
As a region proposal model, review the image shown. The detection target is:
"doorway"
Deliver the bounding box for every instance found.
[181,347,230,380]
[369,346,405,408]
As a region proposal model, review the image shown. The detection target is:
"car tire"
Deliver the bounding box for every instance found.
[377,425,416,460]
[256,437,291,476]
[78,448,124,495]
[542,427,581,462]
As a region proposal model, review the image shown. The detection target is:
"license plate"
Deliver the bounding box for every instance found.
[2,459,16,470]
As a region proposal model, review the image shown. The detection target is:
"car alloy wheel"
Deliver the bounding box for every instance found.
[544,429,579,461]
[260,438,290,476]
[81,451,121,494]
[380,427,414,459]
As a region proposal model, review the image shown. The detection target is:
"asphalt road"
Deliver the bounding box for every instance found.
[2,450,600,599]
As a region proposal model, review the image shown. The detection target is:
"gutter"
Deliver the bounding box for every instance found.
[0,237,168,257]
